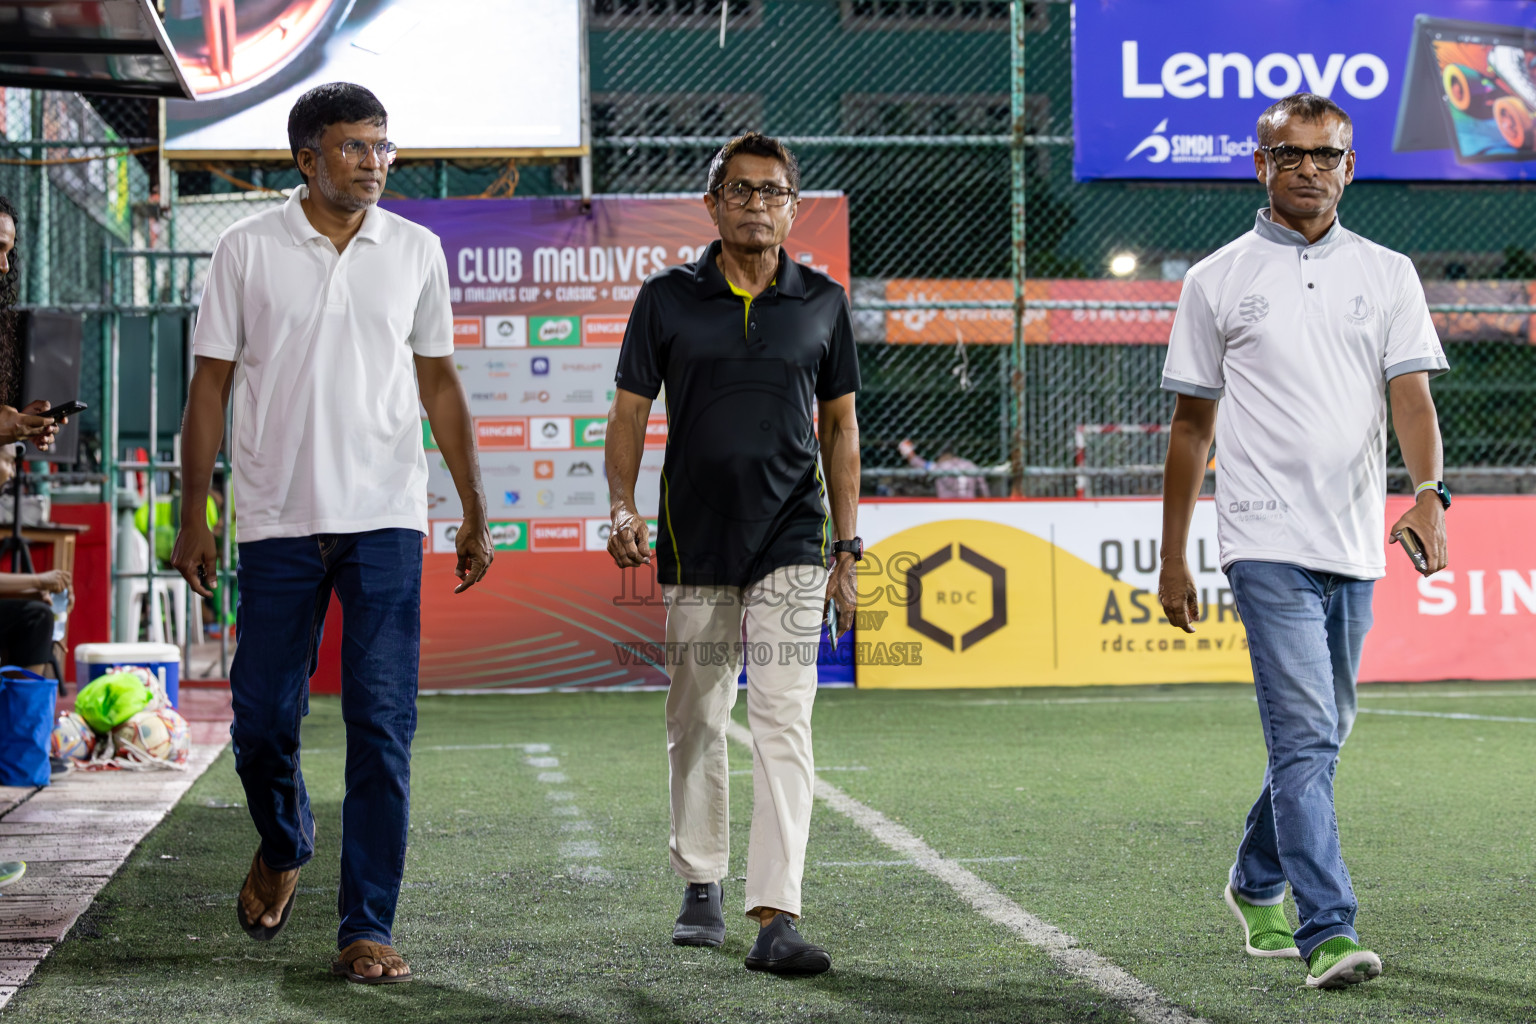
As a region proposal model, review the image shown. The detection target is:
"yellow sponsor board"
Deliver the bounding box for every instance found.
[858,517,1252,688]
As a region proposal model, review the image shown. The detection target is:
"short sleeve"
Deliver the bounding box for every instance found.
[1161,274,1225,400]
[814,289,860,401]
[1382,257,1448,382]
[614,278,666,400]
[191,233,244,362]
[409,240,454,357]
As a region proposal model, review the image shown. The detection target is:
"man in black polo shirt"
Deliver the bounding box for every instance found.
[605,132,860,976]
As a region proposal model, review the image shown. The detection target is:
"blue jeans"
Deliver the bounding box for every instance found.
[1224,560,1374,959]
[230,529,422,948]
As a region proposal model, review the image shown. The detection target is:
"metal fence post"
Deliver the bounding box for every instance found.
[1010,0,1027,496]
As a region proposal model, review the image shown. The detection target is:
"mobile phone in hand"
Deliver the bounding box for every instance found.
[1399,527,1430,575]
[41,400,87,421]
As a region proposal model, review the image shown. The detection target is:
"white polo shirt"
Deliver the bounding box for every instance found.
[192,186,454,542]
[1163,209,1448,579]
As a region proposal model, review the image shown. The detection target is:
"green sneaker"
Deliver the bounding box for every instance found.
[1306,937,1382,989]
[1224,884,1300,958]
[0,861,25,888]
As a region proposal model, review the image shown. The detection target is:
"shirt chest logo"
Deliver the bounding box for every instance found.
[1344,294,1375,324]
[1238,294,1269,324]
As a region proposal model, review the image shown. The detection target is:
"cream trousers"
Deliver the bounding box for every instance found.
[662,563,829,918]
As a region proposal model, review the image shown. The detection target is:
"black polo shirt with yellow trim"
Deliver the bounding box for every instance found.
[615,240,860,587]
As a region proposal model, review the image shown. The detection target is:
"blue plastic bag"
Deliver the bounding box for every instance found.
[0,667,56,787]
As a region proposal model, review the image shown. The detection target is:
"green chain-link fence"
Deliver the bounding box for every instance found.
[8,0,1536,518]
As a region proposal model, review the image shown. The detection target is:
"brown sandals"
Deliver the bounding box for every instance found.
[331,938,414,984]
[236,849,299,941]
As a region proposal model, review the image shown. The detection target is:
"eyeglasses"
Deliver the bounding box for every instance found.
[339,139,398,166]
[1259,145,1348,171]
[713,180,796,208]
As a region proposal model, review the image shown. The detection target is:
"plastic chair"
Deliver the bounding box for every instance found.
[114,525,197,647]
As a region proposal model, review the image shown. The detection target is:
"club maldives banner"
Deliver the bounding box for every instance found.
[1074,0,1536,180]
[381,194,849,557]
[303,195,850,693]
[853,496,1536,688]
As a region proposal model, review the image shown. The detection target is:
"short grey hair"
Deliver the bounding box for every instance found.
[1256,93,1353,148]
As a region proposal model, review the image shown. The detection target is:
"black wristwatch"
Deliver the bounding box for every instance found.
[1417,480,1452,510]
[832,537,865,562]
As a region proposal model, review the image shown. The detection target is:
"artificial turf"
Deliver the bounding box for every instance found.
[6,682,1534,1023]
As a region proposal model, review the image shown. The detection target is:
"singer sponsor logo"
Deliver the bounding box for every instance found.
[583,314,628,346]
[453,317,483,347]
[474,417,528,451]
[531,519,584,551]
[645,415,668,449]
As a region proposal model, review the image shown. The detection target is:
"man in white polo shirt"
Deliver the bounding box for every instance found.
[1158,94,1449,990]
[171,83,492,985]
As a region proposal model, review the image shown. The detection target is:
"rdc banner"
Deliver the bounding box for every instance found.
[1074,0,1536,180]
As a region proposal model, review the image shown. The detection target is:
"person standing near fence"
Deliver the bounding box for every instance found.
[1158,93,1449,990]
[171,83,493,985]
[604,132,860,975]
[896,438,990,498]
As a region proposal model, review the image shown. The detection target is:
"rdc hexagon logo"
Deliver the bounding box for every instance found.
[905,543,1007,652]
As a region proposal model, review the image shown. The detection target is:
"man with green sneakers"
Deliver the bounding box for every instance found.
[1158,94,1450,989]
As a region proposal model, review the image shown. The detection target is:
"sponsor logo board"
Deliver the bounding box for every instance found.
[529,416,572,450]
[531,519,584,551]
[485,315,528,348]
[530,315,582,347]
[474,417,527,451]
[574,416,606,448]
[453,316,483,348]
[583,314,628,346]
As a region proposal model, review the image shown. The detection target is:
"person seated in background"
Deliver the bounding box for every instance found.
[0,446,69,675]
[897,437,990,498]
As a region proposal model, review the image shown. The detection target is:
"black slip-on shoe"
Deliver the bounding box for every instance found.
[744,913,831,975]
[673,881,726,947]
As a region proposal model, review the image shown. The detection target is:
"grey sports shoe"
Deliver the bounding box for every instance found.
[673,882,725,947]
[744,913,831,975]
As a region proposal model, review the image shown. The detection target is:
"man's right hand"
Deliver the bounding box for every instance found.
[607,503,652,568]
[1158,555,1200,633]
[0,402,57,449]
[172,522,219,599]
[23,569,71,599]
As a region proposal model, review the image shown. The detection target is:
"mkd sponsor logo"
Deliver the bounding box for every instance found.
[575,417,607,448]
[488,521,529,551]
[531,315,581,346]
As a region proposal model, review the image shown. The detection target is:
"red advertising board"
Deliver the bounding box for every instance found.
[1361,495,1536,682]
[885,279,1536,345]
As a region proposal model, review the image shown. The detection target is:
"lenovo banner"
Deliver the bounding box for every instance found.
[1074,0,1536,180]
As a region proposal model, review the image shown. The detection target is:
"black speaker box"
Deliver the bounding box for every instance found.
[17,311,84,465]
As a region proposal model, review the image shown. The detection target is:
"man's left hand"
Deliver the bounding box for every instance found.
[1389,494,1447,575]
[454,510,494,594]
[823,553,857,640]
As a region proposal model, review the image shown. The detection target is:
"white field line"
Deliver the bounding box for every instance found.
[723,721,1204,1024]
[527,754,613,882]
[1358,708,1536,725]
